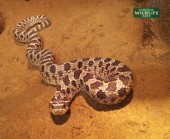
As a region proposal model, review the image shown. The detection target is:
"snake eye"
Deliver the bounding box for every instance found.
[14,33,18,39]
[29,53,33,60]
[19,34,24,39]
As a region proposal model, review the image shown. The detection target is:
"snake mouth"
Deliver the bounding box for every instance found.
[49,102,69,115]
[51,108,68,115]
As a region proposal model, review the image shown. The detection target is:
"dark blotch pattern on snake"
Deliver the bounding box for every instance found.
[13,15,133,115]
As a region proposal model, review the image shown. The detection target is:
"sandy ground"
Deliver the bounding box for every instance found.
[0,0,170,138]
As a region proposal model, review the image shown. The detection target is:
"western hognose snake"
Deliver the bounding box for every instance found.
[13,15,133,115]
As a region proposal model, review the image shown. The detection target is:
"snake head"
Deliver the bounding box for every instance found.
[49,96,70,115]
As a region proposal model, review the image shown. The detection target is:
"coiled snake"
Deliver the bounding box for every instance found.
[13,15,133,115]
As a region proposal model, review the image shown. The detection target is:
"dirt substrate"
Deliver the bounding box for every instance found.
[0,0,170,139]
[0,12,4,34]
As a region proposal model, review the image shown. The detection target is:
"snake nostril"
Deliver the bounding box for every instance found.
[62,104,66,108]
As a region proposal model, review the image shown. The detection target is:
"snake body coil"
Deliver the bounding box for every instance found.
[13,15,133,115]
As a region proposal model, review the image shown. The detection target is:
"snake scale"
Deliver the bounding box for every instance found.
[13,15,133,115]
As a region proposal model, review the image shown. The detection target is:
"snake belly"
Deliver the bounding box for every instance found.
[13,15,133,115]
